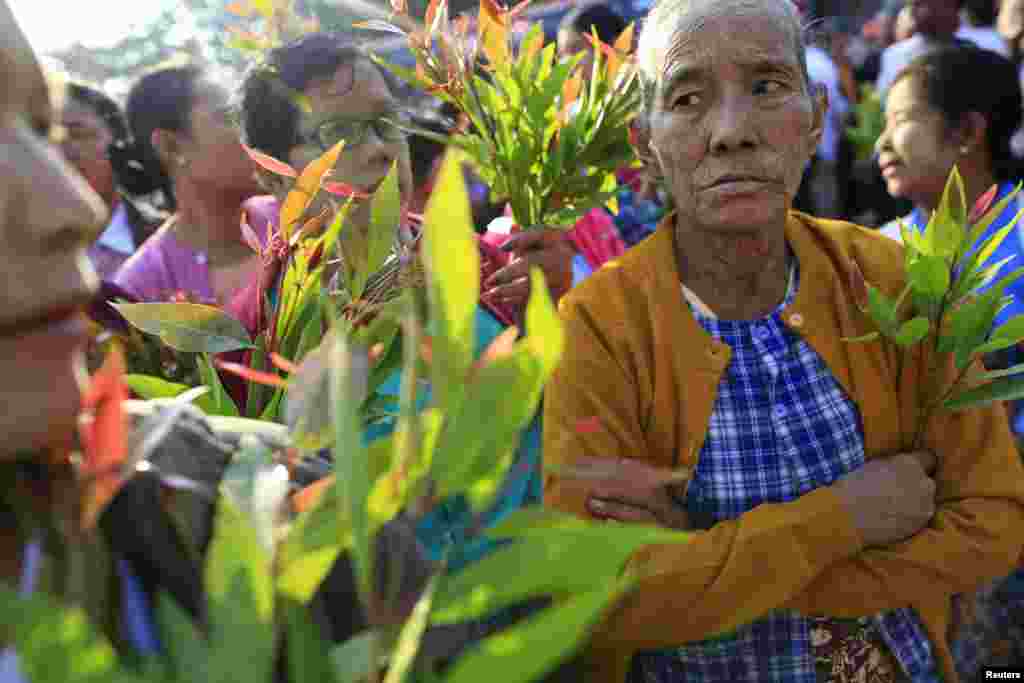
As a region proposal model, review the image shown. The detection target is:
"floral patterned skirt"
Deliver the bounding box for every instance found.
[810,617,910,683]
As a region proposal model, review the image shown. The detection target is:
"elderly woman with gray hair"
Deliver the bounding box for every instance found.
[542,1,1024,682]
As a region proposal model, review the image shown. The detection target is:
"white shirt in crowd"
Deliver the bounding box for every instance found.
[876,28,1011,100]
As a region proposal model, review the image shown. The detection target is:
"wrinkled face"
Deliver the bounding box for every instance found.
[178,79,262,197]
[0,0,106,457]
[907,0,961,38]
[998,0,1024,60]
[644,8,822,234]
[876,76,959,207]
[290,58,413,200]
[60,99,115,204]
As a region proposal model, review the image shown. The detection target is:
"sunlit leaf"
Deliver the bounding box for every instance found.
[112,302,254,354]
[196,353,241,418]
[243,144,297,178]
[226,1,254,17]
[442,579,628,683]
[0,586,122,683]
[422,153,479,411]
[892,316,930,346]
[479,0,510,66]
[353,19,408,37]
[281,140,346,238]
[124,374,217,413]
[383,573,442,683]
[279,476,351,604]
[944,373,1024,411]
[204,497,275,683]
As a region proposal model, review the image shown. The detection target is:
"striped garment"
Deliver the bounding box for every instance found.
[628,260,941,683]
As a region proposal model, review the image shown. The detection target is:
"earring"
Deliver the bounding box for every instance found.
[960,146,970,155]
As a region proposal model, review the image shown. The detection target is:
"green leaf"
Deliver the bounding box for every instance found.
[442,579,628,683]
[940,291,1004,368]
[944,373,1024,411]
[865,285,899,335]
[975,314,1024,356]
[422,153,480,412]
[155,593,207,680]
[383,572,442,683]
[284,599,338,683]
[331,631,379,683]
[112,302,254,354]
[0,586,120,683]
[906,253,951,305]
[892,316,931,346]
[842,331,881,343]
[924,167,966,260]
[328,328,374,606]
[204,496,275,683]
[353,162,402,299]
[431,521,670,625]
[124,374,219,413]
[196,353,241,417]
[278,474,351,604]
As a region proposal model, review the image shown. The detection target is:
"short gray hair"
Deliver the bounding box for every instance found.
[635,0,812,112]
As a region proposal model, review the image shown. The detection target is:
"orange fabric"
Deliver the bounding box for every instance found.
[543,211,1024,683]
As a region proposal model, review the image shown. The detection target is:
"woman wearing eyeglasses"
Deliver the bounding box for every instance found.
[235,33,575,572]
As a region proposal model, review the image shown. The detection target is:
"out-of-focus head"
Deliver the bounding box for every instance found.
[0,0,107,457]
[557,2,629,76]
[963,0,997,27]
[633,0,824,235]
[110,65,261,211]
[894,4,918,41]
[239,32,413,201]
[876,44,1022,206]
[998,0,1024,61]
[907,0,962,38]
[60,83,126,206]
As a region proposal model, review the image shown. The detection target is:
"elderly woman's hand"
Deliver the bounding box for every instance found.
[558,456,693,530]
[833,450,937,547]
[482,228,575,310]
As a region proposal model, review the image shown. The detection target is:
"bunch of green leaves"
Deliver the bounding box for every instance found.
[112,141,405,440]
[848,167,1024,445]
[2,152,695,683]
[360,0,641,228]
[846,84,885,163]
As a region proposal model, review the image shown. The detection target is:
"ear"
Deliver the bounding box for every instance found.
[629,117,666,186]
[959,111,989,153]
[150,129,183,170]
[807,84,827,154]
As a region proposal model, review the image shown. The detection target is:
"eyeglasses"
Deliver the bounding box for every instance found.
[302,111,410,151]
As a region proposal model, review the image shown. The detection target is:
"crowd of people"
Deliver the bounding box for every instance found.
[6,0,1024,681]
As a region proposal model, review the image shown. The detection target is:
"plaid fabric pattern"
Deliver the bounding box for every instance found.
[628,262,941,683]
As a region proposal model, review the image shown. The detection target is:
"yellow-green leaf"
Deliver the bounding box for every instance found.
[422,153,478,411]
[112,302,254,354]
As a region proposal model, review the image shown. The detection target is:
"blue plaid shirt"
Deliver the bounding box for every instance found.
[628,261,941,683]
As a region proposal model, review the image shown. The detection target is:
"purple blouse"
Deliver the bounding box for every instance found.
[111,196,278,305]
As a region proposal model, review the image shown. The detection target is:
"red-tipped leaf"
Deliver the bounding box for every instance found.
[244,144,298,178]
[270,352,299,374]
[323,181,369,199]
[214,359,288,388]
[969,184,1000,224]
[79,344,129,531]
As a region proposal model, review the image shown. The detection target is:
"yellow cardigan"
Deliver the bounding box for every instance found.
[543,212,1024,683]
